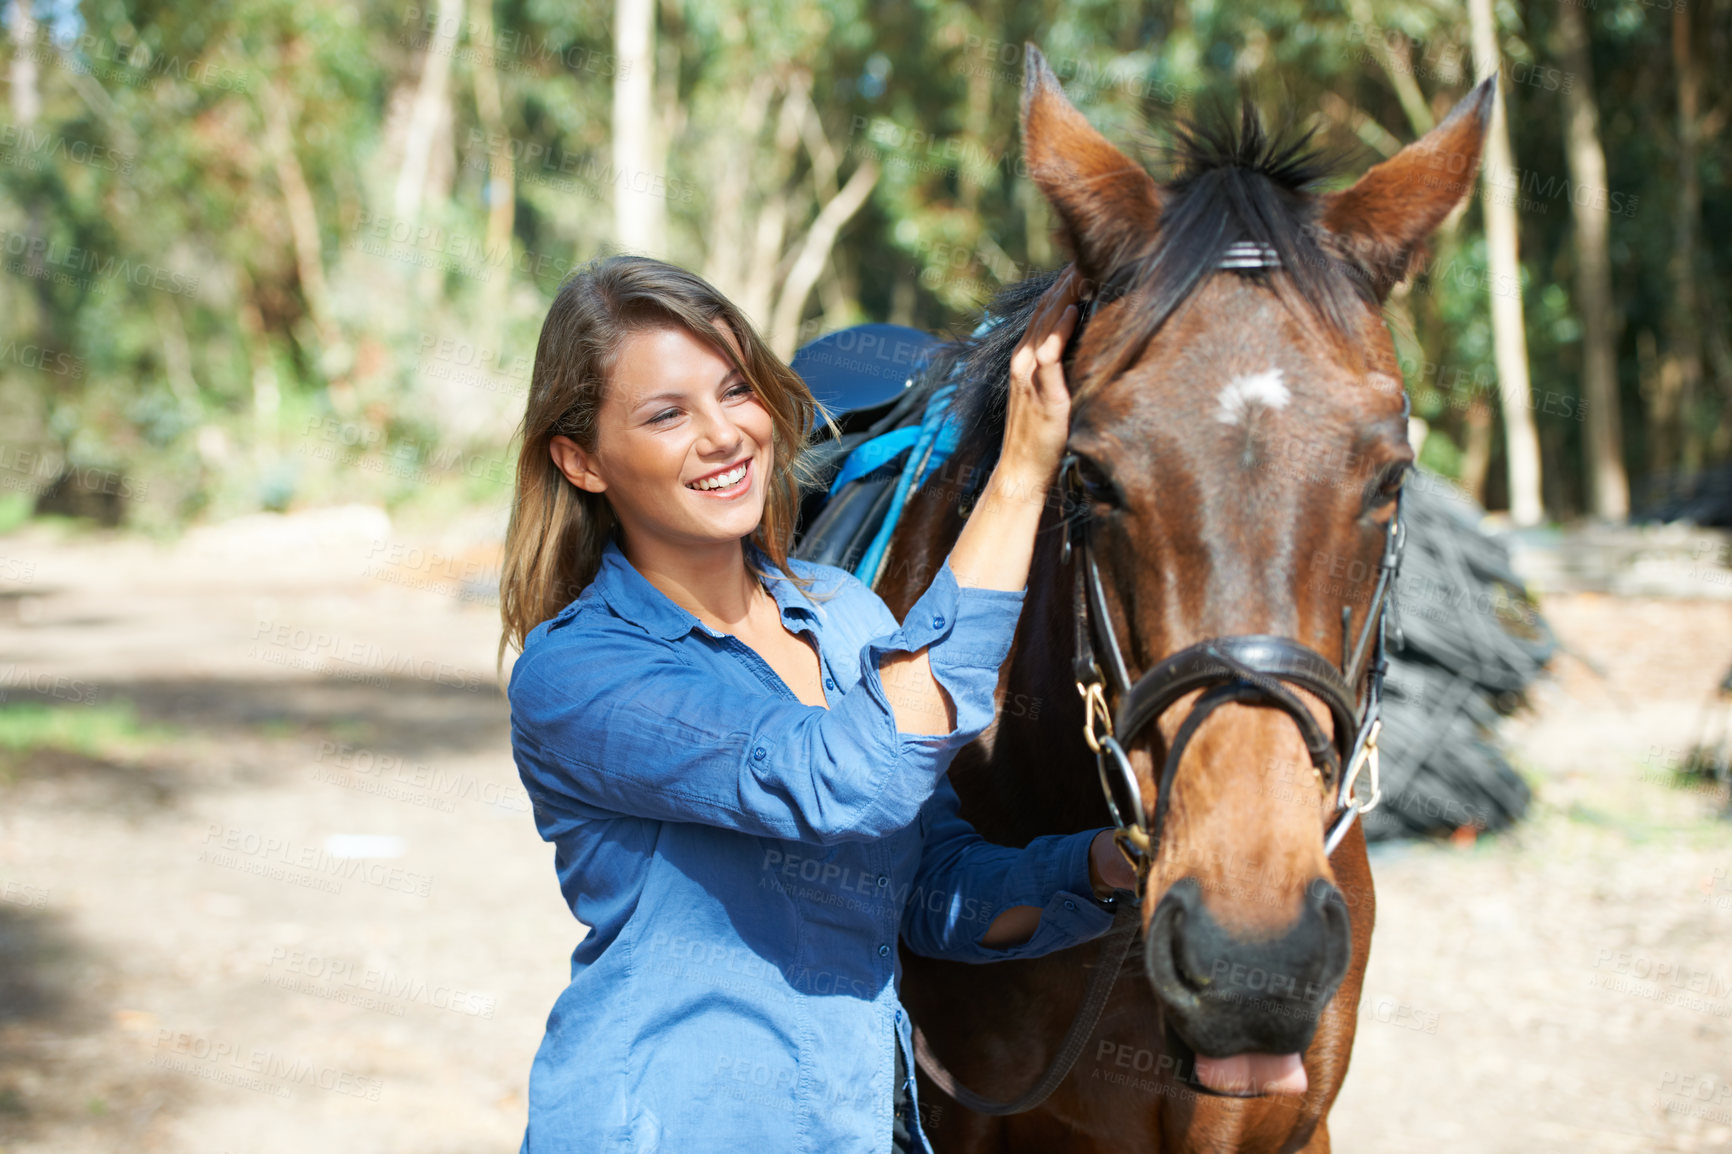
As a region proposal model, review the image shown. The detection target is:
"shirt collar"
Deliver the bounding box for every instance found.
[593,535,822,641]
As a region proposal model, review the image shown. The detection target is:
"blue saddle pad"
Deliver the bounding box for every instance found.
[790,325,969,588]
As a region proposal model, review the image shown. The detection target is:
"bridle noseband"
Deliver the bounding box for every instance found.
[1061,241,1403,884]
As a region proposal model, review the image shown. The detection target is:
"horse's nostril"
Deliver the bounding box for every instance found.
[1168,915,1198,985]
[1169,912,1215,992]
[1315,883,1352,985]
[1144,886,1206,1015]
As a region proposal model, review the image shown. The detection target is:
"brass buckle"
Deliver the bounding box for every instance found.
[1340,718,1383,815]
[1077,679,1111,753]
[1112,826,1151,881]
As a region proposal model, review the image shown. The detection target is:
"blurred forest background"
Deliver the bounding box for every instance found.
[0,0,1726,536]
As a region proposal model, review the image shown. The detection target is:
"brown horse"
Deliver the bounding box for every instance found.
[880,46,1494,1153]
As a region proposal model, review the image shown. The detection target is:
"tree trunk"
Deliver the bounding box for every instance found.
[737,75,810,329]
[613,0,664,256]
[238,293,281,447]
[1347,0,1435,136]
[394,0,463,224]
[262,78,357,413]
[701,73,775,300]
[469,0,515,335]
[1467,0,1545,526]
[767,158,879,358]
[1661,2,1705,477]
[1555,0,1630,519]
[263,80,336,353]
[8,0,38,126]
[1460,396,1494,505]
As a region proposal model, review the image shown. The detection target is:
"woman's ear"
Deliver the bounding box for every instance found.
[550,436,606,493]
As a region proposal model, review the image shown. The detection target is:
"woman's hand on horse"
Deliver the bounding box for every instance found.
[1001,266,1082,480]
[1088,829,1139,899]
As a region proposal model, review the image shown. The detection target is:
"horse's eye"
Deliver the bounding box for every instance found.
[1073,455,1120,507]
[1369,461,1411,508]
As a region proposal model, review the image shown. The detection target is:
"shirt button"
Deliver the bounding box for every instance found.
[1064,899,1077,911]
[824,678,835,690]
[878,944,891,957]
[931,614,945,629]
[877,876,889,887]
[752,746,767,761]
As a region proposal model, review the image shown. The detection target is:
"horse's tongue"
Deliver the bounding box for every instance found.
[1194,1052,1308,1096]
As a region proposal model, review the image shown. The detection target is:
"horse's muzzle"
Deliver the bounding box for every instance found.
[1143,876,1352,1058]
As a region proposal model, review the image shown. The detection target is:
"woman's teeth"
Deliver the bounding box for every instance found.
[688,461,748,491]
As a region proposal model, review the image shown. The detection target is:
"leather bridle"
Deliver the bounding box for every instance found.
[1061,458,1401,884]
[1060,247,1402,881]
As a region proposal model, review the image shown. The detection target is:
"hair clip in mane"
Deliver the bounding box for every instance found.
[1217,241,1281,271]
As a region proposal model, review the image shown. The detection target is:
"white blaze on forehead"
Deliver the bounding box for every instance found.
[1216,368,1291,426]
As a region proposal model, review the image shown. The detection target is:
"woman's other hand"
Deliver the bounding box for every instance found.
[1088,829,1138,899]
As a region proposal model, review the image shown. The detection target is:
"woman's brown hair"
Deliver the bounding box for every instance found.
[499,255,838,660]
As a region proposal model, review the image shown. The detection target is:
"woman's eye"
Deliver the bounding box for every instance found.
[649,384,746,425]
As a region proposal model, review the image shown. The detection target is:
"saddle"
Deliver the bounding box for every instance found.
[790,323,967,586]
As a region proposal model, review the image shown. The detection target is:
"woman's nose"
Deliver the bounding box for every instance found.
[693,402,747,453]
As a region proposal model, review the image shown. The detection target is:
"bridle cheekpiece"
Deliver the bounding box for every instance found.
[1060,238,1401,886]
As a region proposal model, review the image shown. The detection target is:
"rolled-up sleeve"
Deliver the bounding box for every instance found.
[900,778,1116,962]
[508,555,1026,844]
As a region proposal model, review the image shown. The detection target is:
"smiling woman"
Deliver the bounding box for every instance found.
[494,254,1135,1153]
[551,330,783,589]
[498,257,825,659]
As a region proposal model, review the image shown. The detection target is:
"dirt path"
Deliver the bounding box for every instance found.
[0,512,1727,1153]
[1331,593,1732,1154]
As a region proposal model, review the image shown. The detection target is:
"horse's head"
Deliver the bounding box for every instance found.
[1018,46,1492,1092]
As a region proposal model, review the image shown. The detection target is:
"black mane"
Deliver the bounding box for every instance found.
[934,100,1376,487]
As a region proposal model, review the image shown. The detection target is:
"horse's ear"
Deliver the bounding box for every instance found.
[1319,77,1498,301]
[1021,44,1161,284]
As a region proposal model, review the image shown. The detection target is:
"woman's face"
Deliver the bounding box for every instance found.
[551,323,774,553]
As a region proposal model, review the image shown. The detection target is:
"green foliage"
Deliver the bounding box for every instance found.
[0,0,1722,529]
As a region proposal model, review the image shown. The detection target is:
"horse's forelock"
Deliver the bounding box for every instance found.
[942,101,1383,483]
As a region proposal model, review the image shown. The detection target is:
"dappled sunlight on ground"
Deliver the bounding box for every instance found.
[0,513,1727,1152]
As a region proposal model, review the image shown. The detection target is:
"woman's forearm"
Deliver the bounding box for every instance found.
[877,461,1055,736]
[875,269,1080,738]
[947,461,1055,592]
[977,831,1134,948]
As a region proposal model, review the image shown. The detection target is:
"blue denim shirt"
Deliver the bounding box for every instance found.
[508,534,1116,1153]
